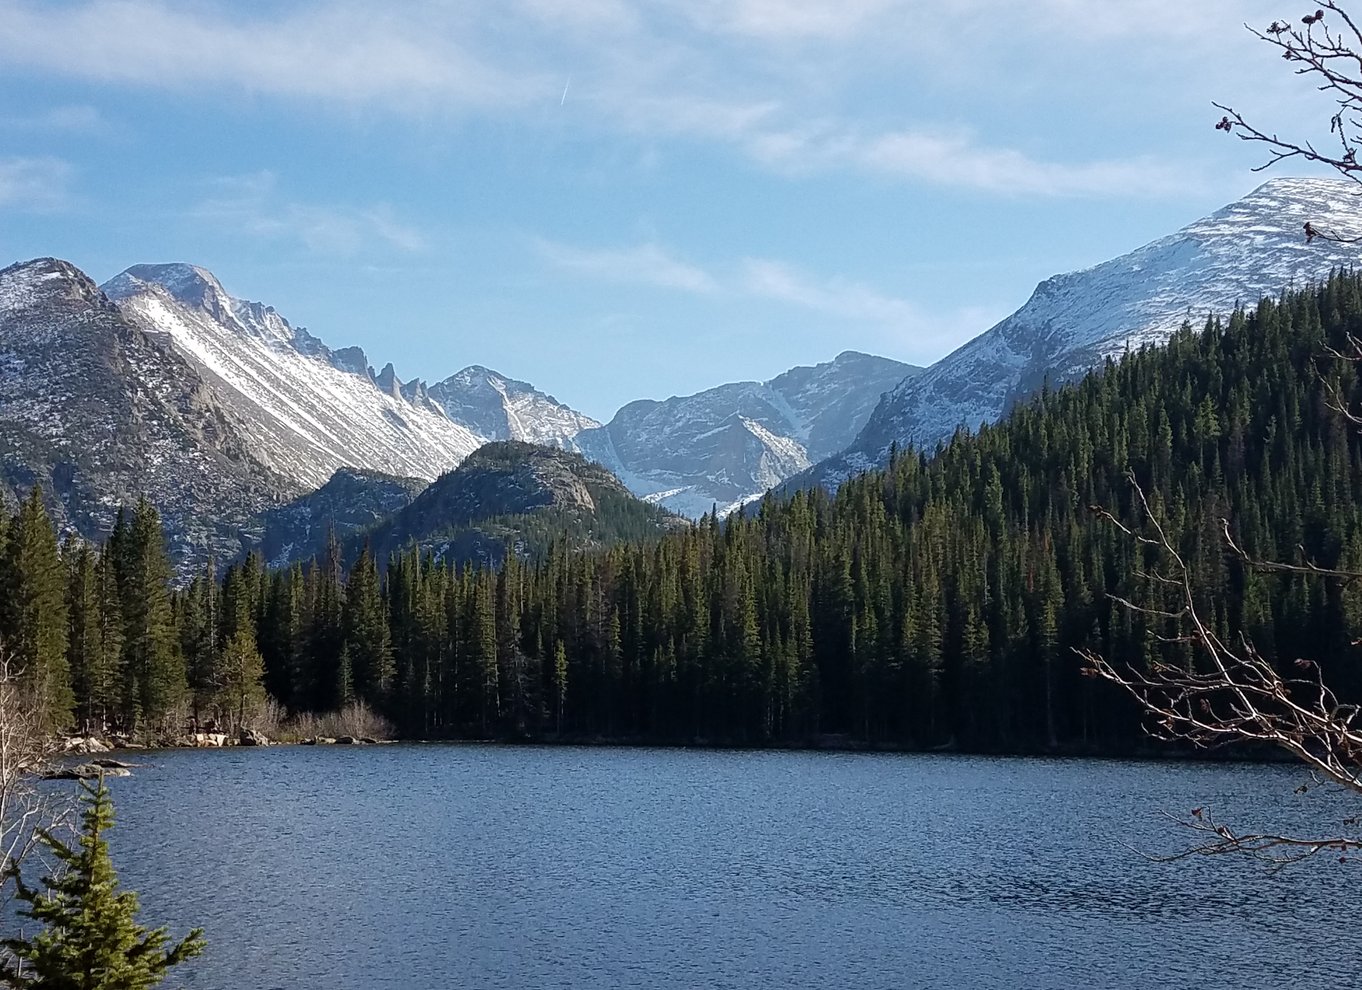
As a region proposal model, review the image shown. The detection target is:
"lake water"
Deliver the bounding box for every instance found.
[85,745,1357,989]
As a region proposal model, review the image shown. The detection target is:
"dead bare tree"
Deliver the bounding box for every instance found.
[0,649,65,907]
[1215,2,1362,242]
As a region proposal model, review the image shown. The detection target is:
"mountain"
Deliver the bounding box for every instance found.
[425,365,600,447]
[0,258,289,564]
[255,467,427,568]
[102,264,486,490]
[353,441,685,567]
[575,351,919,517]
[794,177,1362,489]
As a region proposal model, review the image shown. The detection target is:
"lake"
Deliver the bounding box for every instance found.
[90,745,1356,989]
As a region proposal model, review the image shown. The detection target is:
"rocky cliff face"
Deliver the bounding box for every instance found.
[254,467,427,568]
[0,258,291,568]
[3,254,917,566]
[425,365,600,448]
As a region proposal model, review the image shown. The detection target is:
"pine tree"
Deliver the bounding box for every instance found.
[64,540,104,735]
[342,547,393,706]
[1,489,73,731]
[0,776,205,990]
[119,501,185,732]
[218,627,267,731]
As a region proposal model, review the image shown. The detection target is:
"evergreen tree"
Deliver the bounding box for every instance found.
[217,627,267,730]
[0,489,73,731]
[0,776,205,990]
[341,547,393,706]
[118,502,184,732]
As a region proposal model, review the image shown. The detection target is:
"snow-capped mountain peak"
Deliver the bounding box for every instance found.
[804,176,1362,487]
[0,257,102,318]
[427,364,601,448]
[574,351,919,516]
[103,263,483,490]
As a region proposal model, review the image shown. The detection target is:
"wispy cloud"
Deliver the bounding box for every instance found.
[0,1,538,113]
[672,0,905,42]
[672,0,1280,47]
[0,157,73,211]
[537,237,1003,355]
[535,239,720,293]
[194,172,426,256]
[0,0,1239,201]
[736,258,1005,355]
[745,125,1202,197]
[739,258,919,322]
[1,104,106,134]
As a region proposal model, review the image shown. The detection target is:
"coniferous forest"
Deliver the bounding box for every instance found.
[7,273,1362,753]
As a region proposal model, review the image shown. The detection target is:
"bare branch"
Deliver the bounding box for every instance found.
[0,648,67,911]
[1081,470,1362,862]
[1215,3,1362,242]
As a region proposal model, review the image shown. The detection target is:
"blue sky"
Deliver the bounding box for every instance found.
[0,0,1328,421]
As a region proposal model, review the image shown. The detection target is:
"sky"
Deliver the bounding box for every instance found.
[0,0,1337,421]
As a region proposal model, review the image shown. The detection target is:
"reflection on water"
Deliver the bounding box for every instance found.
[86,746,1356,990]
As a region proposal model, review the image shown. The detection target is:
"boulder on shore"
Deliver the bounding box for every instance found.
[43,763,131,781]
[238,728,270,747]
[62,736,111,755]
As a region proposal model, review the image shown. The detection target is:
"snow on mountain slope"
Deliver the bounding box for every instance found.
[0,258,289,570]
[103,264,484,489]
[575,351,918,516]
[804,177,1362,488]
[426,365,600,448]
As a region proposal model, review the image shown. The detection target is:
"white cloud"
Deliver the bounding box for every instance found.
[736,257,1005,356]
[671,0,1281,47]
[740,258,918,322]
[0,157,73,210]
[194,172,426,256]
[673,0,904,41]
[536,240,720,293]
[0,0,1246,201]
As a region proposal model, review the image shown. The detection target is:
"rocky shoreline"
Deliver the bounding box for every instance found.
[52,731,392,769]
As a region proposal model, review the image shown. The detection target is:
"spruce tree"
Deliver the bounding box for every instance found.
[0,776,205,990]
[119,502,185,732]
[341,547,393,705]
[218,627,267,731]
[1,489,73,731]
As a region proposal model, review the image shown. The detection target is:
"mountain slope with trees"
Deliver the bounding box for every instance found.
[8,275,1362,749]
[351,441,686,568]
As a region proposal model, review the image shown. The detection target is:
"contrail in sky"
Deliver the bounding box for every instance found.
[561,78,571,106]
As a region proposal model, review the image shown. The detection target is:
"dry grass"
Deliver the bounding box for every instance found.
[264,701,395,743]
